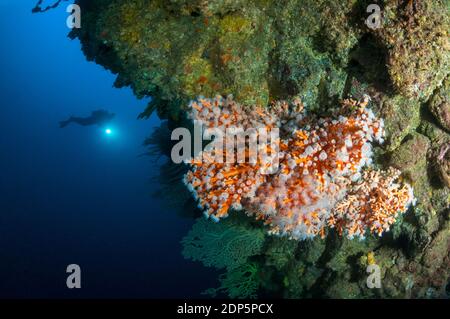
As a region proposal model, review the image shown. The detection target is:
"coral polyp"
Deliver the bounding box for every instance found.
[183,95,415,240]
[331,168,415,239]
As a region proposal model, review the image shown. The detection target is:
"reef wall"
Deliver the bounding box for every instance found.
[71,0,449,298]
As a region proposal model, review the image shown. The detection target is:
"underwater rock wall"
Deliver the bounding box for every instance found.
[72,0,449,298]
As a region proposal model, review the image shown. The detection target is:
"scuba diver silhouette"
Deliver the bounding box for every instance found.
[59,109,115,128]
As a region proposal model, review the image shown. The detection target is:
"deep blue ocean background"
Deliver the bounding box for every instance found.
[0,0,217,298]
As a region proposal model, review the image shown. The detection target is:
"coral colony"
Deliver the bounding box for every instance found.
[182,95,415,240]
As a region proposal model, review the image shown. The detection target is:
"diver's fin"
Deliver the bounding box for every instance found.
[59,117,73,128]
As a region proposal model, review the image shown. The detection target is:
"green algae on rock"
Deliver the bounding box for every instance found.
[429,76,450,133]
[370,0,449,101]
[71,0,365,119]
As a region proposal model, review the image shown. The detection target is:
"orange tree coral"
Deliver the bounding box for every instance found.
[183,95,415,240]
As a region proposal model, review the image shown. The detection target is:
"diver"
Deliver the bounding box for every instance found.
[59,109,115,128]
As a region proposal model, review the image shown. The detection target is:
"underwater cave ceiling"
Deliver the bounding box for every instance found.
[71,0,449,298]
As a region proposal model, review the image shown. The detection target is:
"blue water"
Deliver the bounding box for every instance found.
[0,1,217,298]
